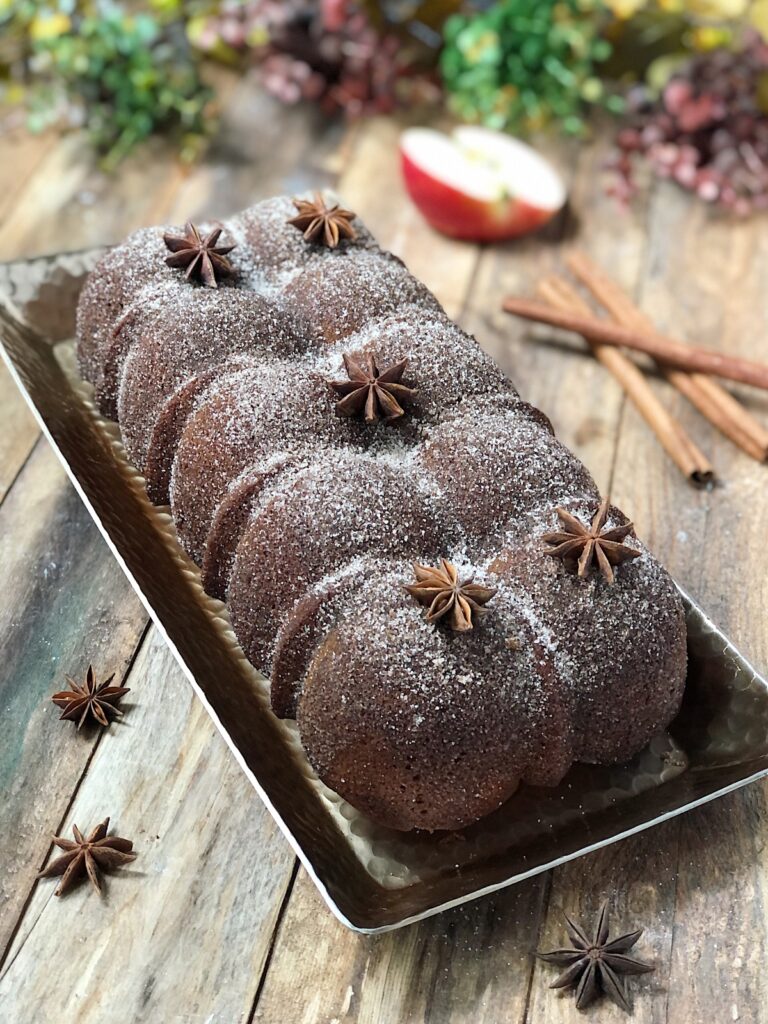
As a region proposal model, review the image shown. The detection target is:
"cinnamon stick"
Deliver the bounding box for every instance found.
[502,295,768,392]
[567,250,768,462]
[538,276,714,486]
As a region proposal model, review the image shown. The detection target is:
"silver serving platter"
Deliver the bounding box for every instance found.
[3,249,768,934]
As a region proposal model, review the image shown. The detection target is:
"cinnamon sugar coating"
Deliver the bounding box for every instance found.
[490,499,687,764]
[170,358,370,563]
[229,194,379,274]
[117,289,301,472]
[76,227,176,394]
[75,195,688,832]
[226,452,453,673]
[282,250,441,345]
[330,306,516,421]
[298,564,574,830]
[419,397,600,551]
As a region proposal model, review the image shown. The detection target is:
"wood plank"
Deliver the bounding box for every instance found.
[527,824,678,1023]
[255,868,546,1024]
[665,786,768,1023]
[250,130,596,1019]
[0,134,99,259]
[0,86,232,261]
[0,129,60,228]
[0,361,39,503]
[530,170,768,1023]
[0,80,350,1007]
[459,131,634,482]
[614,183,768,1024]
[432,131,675,1024]
[0,441,147,958]
[0,110,190,957]
[1,77,346,262]
[4,96,765,1024]
[521,167,685,1024]
[0,629,296,1024]
[252,117,488,1023]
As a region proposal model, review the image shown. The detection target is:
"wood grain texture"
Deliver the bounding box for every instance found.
[524,181,684,1018]
[528,168,768,1024]
[2,91,768,1024]
[528,825,679,1024]
[0,441,147,958]
[165,76,346,225]
[0,629,295,1024]
[252,130,661,1024]
[0,78,341,262]
[255,869,547,1024]
[460,132,632,486]
[0,130,60,229]
[611,181,768,1024]
[0,361,39,503]
[0,79,349,1023]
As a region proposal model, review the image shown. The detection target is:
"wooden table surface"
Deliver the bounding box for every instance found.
[1,80,768,1024]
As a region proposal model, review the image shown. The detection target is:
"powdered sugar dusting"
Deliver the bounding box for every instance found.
[75,193,688,832]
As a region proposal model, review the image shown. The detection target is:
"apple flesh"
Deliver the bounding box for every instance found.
[400,126,566,242]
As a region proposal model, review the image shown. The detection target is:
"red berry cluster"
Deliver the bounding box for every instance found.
[196,0,439,117]
[610,34,768,216]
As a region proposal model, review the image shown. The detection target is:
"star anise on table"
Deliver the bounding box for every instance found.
[287,193,357,248]
[406,559,497,633]
[37,818,137,897]
[51,665,130,729]
[537,901,654,1013]
[330,353,416,424]
[542,496,641,584]
[163,222,236,288]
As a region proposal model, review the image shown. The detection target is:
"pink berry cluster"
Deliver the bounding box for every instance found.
[610,34,768,216]
[192,0,439,118]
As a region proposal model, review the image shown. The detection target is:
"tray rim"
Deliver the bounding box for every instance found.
[3,249,768,934]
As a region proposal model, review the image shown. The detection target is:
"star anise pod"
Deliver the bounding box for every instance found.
[537,900,654,1012]
[37,818,137,897]
[330,353,416,424]
[163,222,235,288]
[287,193,357,248]
[405,559,496,632]
[542,496,641,584]
[51,665,130,729]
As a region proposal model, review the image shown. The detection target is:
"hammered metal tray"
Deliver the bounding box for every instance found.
[3,249,768,933]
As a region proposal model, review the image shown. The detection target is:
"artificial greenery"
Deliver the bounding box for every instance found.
[1,2,213,169]
[440,0,623,135]
[1,0,765,169]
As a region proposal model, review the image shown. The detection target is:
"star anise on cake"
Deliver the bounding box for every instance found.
[542,496,641,584]
[287,193,357,248]
[537,901,654,1012]
[406,559,497,632]
[330,353,416,424]
[37,818,137,897]
[163,222,235,287]
[51,665,130,729]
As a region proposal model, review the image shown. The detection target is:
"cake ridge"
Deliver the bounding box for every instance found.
[75,194,687,832]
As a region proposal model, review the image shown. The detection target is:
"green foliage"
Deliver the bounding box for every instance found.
[2,2,213,169]
[440,0,624,135]
[0,0,630,166]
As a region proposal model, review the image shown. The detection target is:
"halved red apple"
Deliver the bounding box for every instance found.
[400,126,566,242]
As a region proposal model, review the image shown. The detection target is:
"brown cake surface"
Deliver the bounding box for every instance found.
[75,192,688,832]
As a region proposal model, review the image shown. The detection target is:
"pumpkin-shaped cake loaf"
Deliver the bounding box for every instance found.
[76,191,687,832]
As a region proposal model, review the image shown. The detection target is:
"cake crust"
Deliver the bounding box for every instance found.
[75,193,688,832]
